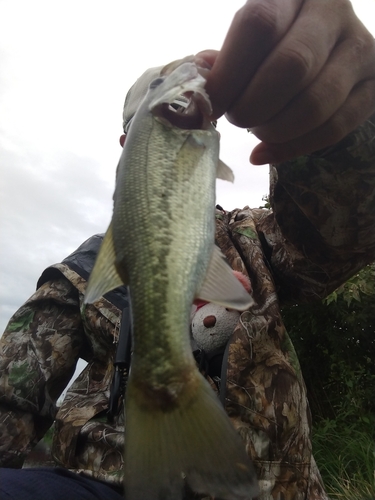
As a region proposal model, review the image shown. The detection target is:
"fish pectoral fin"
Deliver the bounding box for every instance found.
[217,159,234,183]
[196,245,254,311]
[125,374,259,500]
[84,223,125,304]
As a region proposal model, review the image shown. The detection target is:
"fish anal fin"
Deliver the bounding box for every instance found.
[124,373,259,500]
[197,246,254,311]
[84,223,125,304]
[217,159,234,182]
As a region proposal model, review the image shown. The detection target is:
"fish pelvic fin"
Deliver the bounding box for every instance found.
[217,158,234,182]
[196,245,254,310]
[84,222,125,304]
[124,374,259,500]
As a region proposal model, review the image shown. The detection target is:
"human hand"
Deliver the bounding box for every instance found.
[196,0,375,165]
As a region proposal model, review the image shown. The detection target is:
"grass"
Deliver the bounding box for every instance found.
[312,418,375,500]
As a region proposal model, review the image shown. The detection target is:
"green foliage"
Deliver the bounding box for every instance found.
[282,263,375,498]
[325,264,375,307]
[259,194,271,209]
[313,421,375,499]
[282,263,375,420]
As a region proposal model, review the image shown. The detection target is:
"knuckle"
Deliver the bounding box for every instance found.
[331,0,354,17]
[303,88,328,121]
[234,0,281,40]
[350,32,374,60]
[277,41,317,82]
[305,81,343,120]
[326,80,375,144]
[343,5,375,70]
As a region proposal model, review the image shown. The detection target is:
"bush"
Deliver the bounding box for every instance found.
[313,421,375,499]
[282,263,375,498]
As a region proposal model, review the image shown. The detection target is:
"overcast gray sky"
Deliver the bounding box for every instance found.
[1,0,374,334]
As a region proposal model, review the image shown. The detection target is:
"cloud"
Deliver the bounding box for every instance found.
[0,117,268,334]
[1,0,374,336]
[0,135,114,332]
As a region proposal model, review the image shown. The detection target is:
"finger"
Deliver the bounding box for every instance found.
[226,0,350,128]
[203,0,303,119]
[251,31,375,143]
[194,50,219,70]
[250,79,375,165]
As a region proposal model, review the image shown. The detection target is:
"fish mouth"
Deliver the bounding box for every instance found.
[158,93,204,130]
[149,62,214,131]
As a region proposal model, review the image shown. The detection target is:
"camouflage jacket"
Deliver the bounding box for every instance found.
[1,115,374,499]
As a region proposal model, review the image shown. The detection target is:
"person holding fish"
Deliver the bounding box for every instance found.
[1,0,374,499]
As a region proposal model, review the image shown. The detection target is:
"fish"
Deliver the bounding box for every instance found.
[84,61,259,500]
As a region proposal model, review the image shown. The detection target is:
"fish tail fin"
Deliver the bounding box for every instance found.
[124,375,259,500]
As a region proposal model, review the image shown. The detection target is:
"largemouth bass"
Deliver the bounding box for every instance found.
[85,61,259,499]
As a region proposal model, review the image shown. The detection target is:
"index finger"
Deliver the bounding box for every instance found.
[203,0,303,119]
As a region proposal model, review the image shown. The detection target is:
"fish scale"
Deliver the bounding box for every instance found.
[118,117,216,361]
[85,61,259,500]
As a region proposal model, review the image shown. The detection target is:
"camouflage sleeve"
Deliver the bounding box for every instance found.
[260,114,375,304]
[0,276,85,467]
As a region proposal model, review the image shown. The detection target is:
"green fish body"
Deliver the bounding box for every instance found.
[85,62,258,500]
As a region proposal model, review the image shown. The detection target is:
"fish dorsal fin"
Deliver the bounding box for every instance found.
[217,159,234,183]
[196,246,254,310]
[84,223,126,304]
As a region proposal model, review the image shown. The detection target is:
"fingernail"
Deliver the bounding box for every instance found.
[194,57,212,70]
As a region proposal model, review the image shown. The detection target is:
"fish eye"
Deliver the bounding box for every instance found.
[149,77,164,89]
